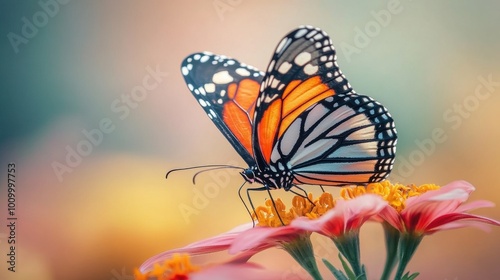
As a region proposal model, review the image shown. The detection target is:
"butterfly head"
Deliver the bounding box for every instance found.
[240,168,256,183]
[240,166,295,191]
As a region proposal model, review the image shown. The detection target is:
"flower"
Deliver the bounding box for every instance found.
[231,192,336,252]
[291,194,388,237]
[375,180,500,235]
[341,180,500,279]
[231,193,388,279]
[134,253,282,280]
[231,192,337,280]
[137,180,500,280]
[291,194,389,277]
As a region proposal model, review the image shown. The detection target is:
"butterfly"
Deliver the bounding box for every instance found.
[180,25,397,194]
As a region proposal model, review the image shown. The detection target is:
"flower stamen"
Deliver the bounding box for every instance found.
[253,192,336,227]
[341,181,440,212]
[134,253,199,280]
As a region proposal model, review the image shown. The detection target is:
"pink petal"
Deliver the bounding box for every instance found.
[292,195,388,237]
[431,220,497,233]
[229,225,304,254]
[406,180,473,208]
[455,200,495,212]
[379,180,500,235]
[140,223,253,273]
[401,181,477,232]
[402,199,459,232]
[184,222,253,250]
[426,212,500,233]
[378,205,404,231]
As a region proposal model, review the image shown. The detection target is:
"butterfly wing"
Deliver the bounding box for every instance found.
[253,26,397,185]
[278,93,397,185]
[181,52,264,166]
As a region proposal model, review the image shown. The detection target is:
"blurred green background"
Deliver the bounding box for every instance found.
[1,1,499,279]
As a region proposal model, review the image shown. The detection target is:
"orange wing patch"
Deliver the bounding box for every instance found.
[257,99,282,163]
[256,76,335,164]
[279,76,335,137]
[222,79,260,156]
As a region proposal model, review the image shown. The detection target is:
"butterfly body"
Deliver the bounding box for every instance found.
[181,26,397,192]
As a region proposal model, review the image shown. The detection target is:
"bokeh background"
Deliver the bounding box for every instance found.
[1,1,499,279]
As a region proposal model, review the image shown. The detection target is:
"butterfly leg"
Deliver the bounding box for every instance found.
[238,181,257,227]
[244,185,286,226]
[264,186,286,226]
[290,185,316,206]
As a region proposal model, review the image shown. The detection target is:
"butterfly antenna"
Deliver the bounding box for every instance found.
[165,164,243,180]
[191,166,245,184]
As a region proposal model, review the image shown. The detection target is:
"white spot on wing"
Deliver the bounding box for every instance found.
[306,30,317,39]
[200,55,210,63]
[267,59,276,72]
[235,68,250,76]
[276,38,290,53]
[204,83,215,93]
[314,33,323,40]
[278,61,292,74]
[295,28,308,38]
[303,64,318,75]
[271,78,280,88]
[264,95,275,103]
[209,109,217,118]
[212,71,234,84]
[294,52,311,66]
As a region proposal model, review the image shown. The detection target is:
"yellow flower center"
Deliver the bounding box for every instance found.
[253,192,336,227]
[252,181,440,226]
[252,181,441,226]
[134,253,199,280]
[340,181,440,212]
